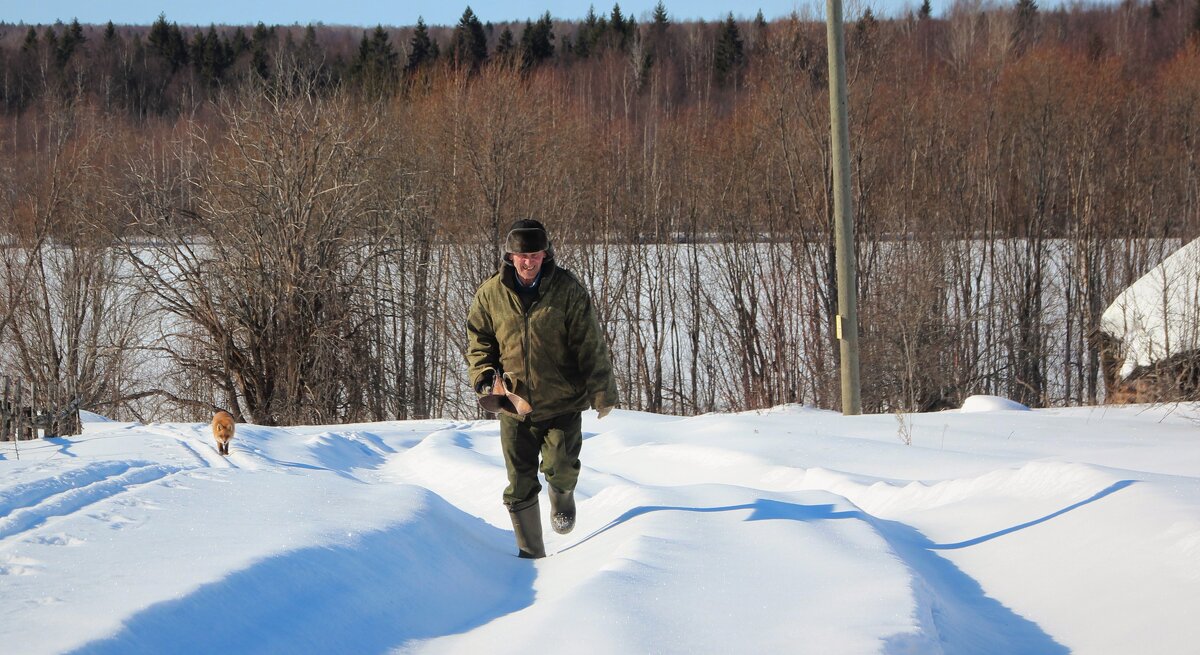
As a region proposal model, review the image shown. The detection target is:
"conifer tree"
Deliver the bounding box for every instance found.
[191,25,230,87]
[1017,0,1039,21]
[148,14,189,71]
[216,27,233,76]
[653,2,669,28]
[250,22,274,79]
[648,1,670,58]
[96,21,123,110]
[714,13,744,83]
[43,26,60,66]
[299,24,322,66]
[354,25,399,93]
[496,26,516,60]
[21,27,38,54]
[130,32,144,61]
[1014,0,1040,46]
[229,27,250,59]
[521,12,555,68]
[576,5,601,57]
[610,3,633,50]
[407,18,436,71]
[58,19,85,66]
[751,9,769,53]
[610,3,626,34]
[290,25,328,88]
[854,8,878,48]
[919,0,933,20]
[371,26,399,70]
[147,14,169,54]
[451,7,488,71]
[353,32,371,85]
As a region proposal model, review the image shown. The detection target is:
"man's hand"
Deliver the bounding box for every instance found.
[476,370,496,395]
[597,406,613,419]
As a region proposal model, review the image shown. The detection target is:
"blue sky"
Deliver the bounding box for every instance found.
[1,0,934,28]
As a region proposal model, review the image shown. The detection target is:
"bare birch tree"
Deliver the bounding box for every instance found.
[0,104,145,431]
[117,74,388,425]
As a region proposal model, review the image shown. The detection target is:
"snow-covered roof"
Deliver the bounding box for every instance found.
[1100,238,1200,379]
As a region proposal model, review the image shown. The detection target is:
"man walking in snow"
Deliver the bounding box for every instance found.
[466,219,618,559]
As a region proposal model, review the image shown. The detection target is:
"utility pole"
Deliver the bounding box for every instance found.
[826,0,863,415]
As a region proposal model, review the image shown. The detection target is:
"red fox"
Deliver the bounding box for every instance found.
[212,411,235,456]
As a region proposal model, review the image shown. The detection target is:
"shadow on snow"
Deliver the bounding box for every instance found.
[70,493,535,655]
[563,480,1134,654]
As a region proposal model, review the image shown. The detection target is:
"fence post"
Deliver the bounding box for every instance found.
[31,379,40,438]
[28,379,38,440]
[66,377,80,436]
[13,382,26,440]
[0,376,83,440]
[66,399,81,436]
[1,376,10,442]
[41,380,57,439]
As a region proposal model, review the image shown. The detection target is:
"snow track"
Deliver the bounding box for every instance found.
[0,461,181,542]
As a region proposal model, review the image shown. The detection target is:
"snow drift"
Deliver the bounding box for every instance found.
[2,403,1199,654]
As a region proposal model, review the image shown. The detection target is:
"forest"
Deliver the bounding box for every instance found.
[1,0,1199,426]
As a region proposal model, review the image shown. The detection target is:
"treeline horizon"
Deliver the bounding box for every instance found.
[2,1,1199,120]
[4,3,776,118]
[1,0,1199,427]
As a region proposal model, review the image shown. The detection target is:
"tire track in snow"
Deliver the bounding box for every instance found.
[171,437,235,470]
[0,462,181,542]
[135,424,236,470]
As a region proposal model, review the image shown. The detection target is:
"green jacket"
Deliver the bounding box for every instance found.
[466,259,618,421]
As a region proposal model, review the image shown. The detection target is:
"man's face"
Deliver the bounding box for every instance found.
[512,250,546,284]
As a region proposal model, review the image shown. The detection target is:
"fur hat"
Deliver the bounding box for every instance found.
[505,219,551,255]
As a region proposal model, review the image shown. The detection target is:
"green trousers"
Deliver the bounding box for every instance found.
[500,411,582,508]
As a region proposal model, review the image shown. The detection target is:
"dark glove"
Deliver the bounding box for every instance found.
[476,370,496,395]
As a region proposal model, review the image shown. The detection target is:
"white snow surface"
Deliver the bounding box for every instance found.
[1100,238,1200,378]
[3,403,1200,654]
[958,395,1031,413]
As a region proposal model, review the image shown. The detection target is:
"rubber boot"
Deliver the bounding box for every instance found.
[548,487,576,535]
[509,499,546,559]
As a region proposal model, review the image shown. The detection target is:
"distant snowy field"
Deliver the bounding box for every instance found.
[2,400,1199,654]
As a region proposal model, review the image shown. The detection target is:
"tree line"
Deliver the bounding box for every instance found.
[1,1,1199,426]
[0,3,760,117]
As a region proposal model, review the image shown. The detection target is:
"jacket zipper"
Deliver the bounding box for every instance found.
[524,297,537,403]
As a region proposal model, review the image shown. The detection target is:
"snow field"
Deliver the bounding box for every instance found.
[0,403,1198,653]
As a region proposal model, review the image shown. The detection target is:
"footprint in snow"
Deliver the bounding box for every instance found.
[87,511,141,530]
[0,554,46,576]
[26,533,86,547]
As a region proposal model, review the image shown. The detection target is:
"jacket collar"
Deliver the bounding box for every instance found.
[500,259,557,294]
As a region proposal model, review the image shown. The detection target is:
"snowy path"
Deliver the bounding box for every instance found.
[1,404,1198,654]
